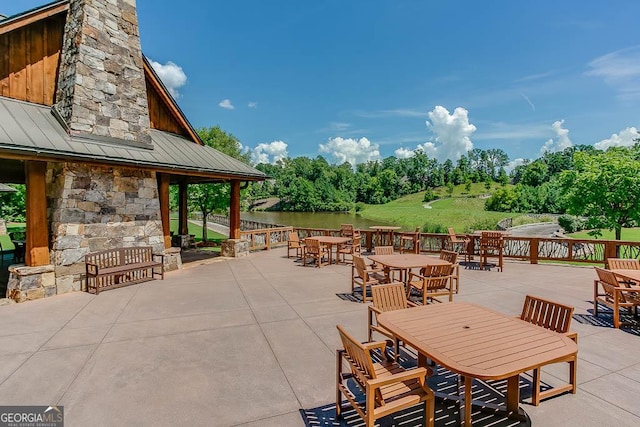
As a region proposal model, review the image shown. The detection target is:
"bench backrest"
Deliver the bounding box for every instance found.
[86,246,154,268]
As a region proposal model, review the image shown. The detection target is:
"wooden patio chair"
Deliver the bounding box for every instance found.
[336,325,435,427]
[594,267,640,328]
[368,282,418,361]
[400,227,421,254]
[353,255,388,303]
[287,231,305,259]
[337,234,362,264]
[303,238,329,267]
[479,231,504,272]
[447,227,471,261]
[607,258,640,286]
[519,295,577,406]
[407,264,455,305]
[439,249,460,293]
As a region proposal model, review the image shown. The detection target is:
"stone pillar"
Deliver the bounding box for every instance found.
[7,265,56,302]
[221,239,249,258]
[164,247,182,271]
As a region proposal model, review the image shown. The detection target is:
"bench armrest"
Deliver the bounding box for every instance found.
[86,262,99,276]
[152,253,165,263]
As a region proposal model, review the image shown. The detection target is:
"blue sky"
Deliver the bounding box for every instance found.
[4,1,640,167]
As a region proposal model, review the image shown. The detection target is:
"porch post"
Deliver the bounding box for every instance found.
[25,161,50,266]
[229,179,241,239]
[178,180,188,236]
[157,173,171,249]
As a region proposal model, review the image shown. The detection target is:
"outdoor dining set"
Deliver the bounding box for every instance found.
[284,225,590,426]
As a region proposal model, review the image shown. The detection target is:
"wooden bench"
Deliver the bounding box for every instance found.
[85,246,164,294]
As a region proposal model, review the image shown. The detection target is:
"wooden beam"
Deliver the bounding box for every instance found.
[0,2,68,36]
[178,181,188,236]
[229,180,241,239]
[24,160,49,266]
[157,172,171,248]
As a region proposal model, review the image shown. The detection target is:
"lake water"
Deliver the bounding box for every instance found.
[240,211,393,230]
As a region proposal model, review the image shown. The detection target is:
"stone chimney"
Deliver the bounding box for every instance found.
[55,0,151,146]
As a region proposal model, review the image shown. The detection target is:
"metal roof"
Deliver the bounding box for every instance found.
[0,96,266,181]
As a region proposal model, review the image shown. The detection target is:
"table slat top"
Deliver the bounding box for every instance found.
[377,303,577,380]
[611,269,640,283]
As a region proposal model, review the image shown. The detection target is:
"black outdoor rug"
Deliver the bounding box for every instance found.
[302,349,535,427]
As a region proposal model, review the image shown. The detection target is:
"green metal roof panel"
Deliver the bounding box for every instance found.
[0,96,266,180]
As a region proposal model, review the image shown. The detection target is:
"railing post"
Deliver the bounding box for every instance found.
[530,238,539,264]
[266,230,271,250]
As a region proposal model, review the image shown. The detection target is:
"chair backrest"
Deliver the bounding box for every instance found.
[350,235,362,254]
[337,325,377,384]
[374,246,394,255]
[607,258,640,270]
[305,238,320,254]
[420,264,454,290]
[594,267,621,298]
[480,231,503,249]
[289,231,300,242]
[520,295,574,333]
[353,255,367,279]
[371,282,408,312]
[340,224,354,237]
[439,250,458,264]
[448,227,462,243]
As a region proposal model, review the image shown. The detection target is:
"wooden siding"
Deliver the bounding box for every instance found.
[145,78,190,138]
[0,14,65,106]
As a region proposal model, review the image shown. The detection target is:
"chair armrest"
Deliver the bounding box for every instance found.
[368,367,429,388]
[408,272,426,281]
[368,305,382,315]
[362,340,388,353]
[406,301,418,307]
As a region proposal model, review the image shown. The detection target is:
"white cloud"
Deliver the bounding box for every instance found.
[248,101,258,108]
[318,137,380,166]
[394,147,416,159]
[586,45,640,100]
[539,120,573,155]
[594,127,639,150]
[520,93,536,111]
[219,99,235,110]
[251,140,288,164]
[506,158,527,174]
[423,106,476,162]
[148,59,187,98]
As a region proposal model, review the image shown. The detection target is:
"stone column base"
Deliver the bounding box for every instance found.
[164,246,182,271]
[221,239,249,258]
[7,264,56,302]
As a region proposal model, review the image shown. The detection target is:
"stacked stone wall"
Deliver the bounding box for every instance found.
[47,162,164,293]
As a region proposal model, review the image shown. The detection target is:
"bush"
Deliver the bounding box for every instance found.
[420,222,447,233]
[558,215,585,233]
[466,219,498,233]
[422,189,438,203]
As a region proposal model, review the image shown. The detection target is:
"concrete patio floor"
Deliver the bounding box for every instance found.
[1,248,640,426]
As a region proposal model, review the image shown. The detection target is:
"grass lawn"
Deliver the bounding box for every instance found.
[169,219,226,243]
[569,228,640,242]
[358,191,511,233]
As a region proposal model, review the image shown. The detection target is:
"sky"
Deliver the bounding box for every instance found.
[4,1,640,169]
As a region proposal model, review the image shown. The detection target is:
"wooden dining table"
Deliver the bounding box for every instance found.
[377,302,578,426]
[305,236,351,265]
[367,253,450,283]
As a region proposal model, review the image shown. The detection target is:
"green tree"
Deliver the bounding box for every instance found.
[0,184,25,222]
[560,148,640,240]
[189,126,250,241]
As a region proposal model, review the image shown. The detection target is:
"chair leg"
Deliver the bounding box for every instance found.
[336,350,344,418]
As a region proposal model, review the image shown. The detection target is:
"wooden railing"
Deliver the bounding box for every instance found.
[294,228,640,265]
[239,226,293,251]
[236,225,640,264]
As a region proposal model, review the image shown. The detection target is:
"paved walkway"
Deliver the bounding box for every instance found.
[1,250,640,426]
